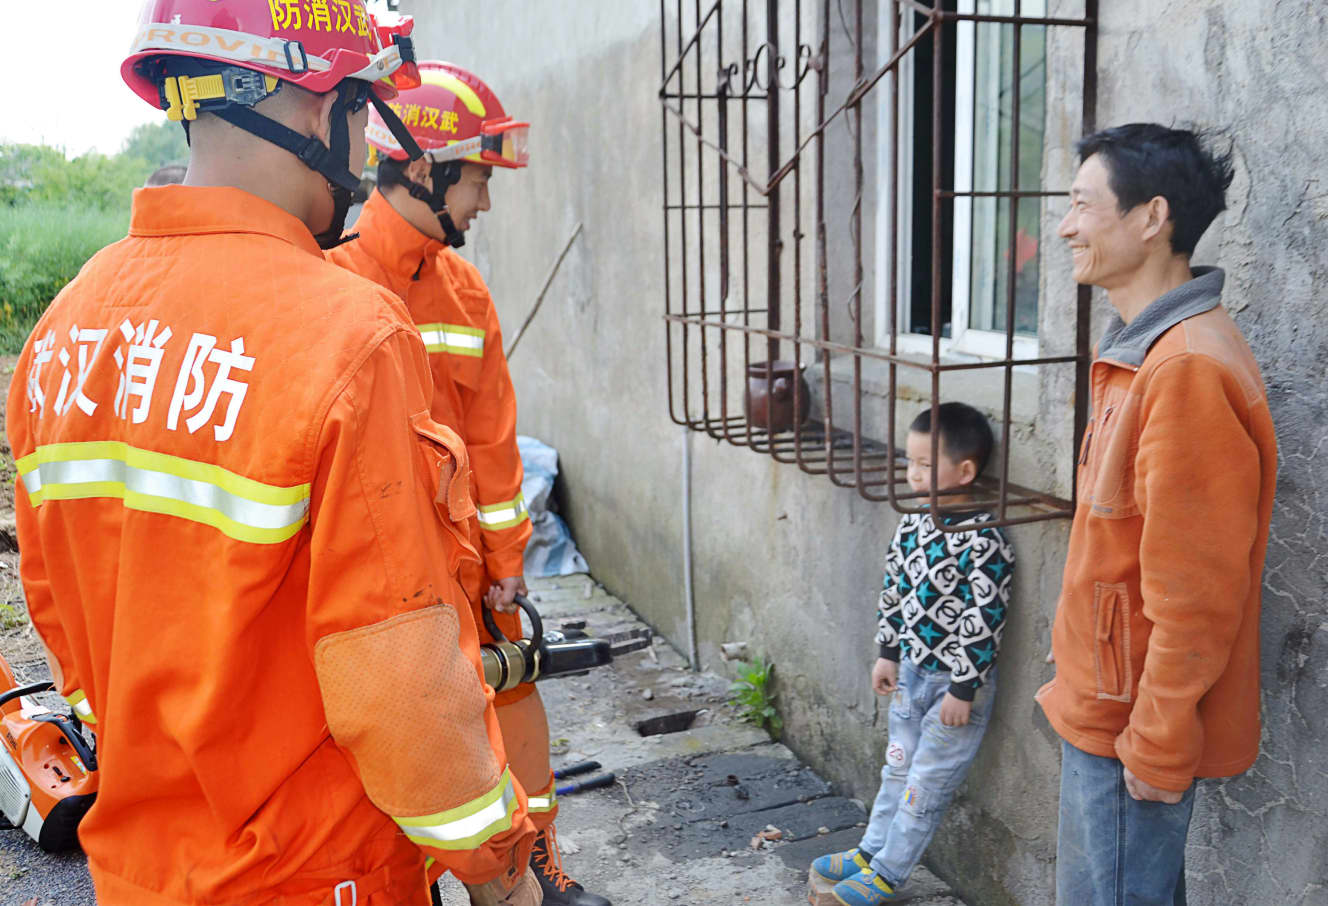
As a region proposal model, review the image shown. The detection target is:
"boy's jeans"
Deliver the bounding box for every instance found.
[858,658,996,888]
[1057,741,1196,906]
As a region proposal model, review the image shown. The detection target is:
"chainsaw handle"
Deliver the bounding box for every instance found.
[0,681,54,710]
[482,593,544,648]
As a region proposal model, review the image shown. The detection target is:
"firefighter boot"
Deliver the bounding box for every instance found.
[530,825,612,906]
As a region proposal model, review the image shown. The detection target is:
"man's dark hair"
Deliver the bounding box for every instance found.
[374,156,462,197]
[1076,123,1235,256]
[374,155,409,191]
[910,402,995,477]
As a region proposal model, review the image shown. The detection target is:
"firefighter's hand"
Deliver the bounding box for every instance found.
[464,867,542,905]
[871,657,899,696]
[485,576,528,614]
[939,693,972,727]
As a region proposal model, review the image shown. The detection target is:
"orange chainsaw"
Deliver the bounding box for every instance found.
[0,653,98,851]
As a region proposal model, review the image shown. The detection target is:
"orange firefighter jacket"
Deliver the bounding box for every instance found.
[6,186,534,906]
[329,192,533,608]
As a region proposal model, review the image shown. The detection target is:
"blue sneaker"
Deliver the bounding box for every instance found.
[810,847,872,884]
[831,868,899,905]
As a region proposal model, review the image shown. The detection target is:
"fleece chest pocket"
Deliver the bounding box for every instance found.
[409,410,475,526]
[1092,582,1133,703]
[1086,395,1140,519]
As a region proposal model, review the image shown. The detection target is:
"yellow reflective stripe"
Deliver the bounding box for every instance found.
[416,322,485,357]
[419,70,487,117]
[17,442,310,545]
[395,767,518,851]
[64,689,97,725]
[527,777,557,813]
[476,493,528,531]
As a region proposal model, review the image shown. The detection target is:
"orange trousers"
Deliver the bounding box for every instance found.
[426,561,557,889]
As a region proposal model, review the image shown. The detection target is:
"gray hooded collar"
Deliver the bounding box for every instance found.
[1097,266,1225,368]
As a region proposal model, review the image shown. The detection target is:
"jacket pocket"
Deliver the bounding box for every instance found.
[409,410,476,525]
[1092,582,1132,703]
[1088,397,1140,518]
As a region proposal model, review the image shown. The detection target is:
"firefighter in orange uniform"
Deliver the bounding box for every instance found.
[5,4,541,905]
[328,62,610,906]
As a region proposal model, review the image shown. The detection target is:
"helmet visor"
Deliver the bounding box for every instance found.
[480,122,530,167]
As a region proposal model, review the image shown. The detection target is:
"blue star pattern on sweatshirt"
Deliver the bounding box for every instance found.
[875,511,1014,699]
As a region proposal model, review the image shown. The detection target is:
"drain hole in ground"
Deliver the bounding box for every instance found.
[634,709,701,737]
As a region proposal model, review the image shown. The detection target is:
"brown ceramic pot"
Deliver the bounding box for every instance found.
[745,360,810,432]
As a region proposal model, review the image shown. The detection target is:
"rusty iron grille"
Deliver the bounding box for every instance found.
[660,0,1098,530]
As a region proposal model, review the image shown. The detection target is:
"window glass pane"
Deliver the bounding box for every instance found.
[967,11,1044,336]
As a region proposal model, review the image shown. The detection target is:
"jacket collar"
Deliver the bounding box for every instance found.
[1097,266,1225,368]
[349,190,444,288]
[128,185,324,257]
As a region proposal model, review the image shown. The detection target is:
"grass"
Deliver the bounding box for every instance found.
[0,601,24,631]
[728,655,782,737]
[0,203,129,354]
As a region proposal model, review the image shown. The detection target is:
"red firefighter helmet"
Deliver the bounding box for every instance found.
[366,61,529,168]
[122,0,419,111]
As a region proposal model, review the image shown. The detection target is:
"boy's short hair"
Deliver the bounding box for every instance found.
[144,164,186,187]
[910,402,995,477]
[1075,123,1235,256]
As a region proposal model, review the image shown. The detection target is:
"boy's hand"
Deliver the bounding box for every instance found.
[872,658,899,696]
[939,693,972,727]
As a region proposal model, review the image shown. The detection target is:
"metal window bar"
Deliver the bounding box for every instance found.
[660,0,1097,531]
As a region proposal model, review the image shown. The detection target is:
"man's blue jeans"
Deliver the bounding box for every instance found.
[858,659,996,888]
[1057,741,1196,906]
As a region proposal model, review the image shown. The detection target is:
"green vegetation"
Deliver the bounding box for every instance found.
[728,655,782,737]
[0,121,188,353]
[0,601,24,631]
[0,205,130,353]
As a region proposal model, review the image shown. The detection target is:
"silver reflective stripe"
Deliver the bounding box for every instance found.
[417,326,485,355]
[396,773,518,848]
[476,494,528,529]
[130,24,334,73]
[64,690,96,725]
[25,458,308,531]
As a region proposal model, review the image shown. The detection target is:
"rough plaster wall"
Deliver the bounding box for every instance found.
[1058,3,1328,905]
[404,2,1070,903]
[402,0,691,645]
[406,2,1325,904]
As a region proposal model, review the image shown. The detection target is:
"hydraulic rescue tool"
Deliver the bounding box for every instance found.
[0,653,98,852]
[478,594,652,693]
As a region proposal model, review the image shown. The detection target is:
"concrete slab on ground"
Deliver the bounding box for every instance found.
[434,574,971,906]
[0,572,971,906]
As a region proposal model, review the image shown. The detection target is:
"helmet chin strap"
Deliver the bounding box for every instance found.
[312,181,357,250]
[437,210,466,249]
[401,160,466,248]
[161,59,425,250]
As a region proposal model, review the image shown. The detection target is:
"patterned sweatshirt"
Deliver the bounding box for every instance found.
[875,510,1015,701]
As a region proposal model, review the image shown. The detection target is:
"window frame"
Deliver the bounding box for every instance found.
[874,0,1043,362]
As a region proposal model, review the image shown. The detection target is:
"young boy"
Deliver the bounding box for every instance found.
[811,402,1015,905]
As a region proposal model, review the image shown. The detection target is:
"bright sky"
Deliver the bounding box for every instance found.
[5,1,166,157]
[5,0,394,158]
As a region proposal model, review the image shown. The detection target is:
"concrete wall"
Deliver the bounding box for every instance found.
[405,2,1327,903]
[1081,3,1328,905]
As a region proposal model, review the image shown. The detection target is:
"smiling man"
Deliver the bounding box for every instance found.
[1036,124,1278,906]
